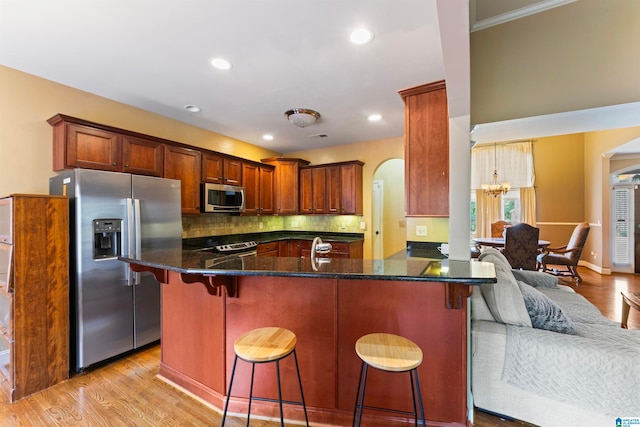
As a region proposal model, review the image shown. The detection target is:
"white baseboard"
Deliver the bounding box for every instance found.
[579,260,611,275]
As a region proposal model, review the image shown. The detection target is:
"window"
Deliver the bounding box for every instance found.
[470,189,521,237]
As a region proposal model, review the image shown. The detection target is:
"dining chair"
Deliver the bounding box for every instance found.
[537,222,590,283]
[503,223,540,270]
[491,220,511,238]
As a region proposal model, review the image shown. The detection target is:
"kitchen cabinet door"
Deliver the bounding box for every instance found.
[122,135,163,177]
[242,163,274,215]
[202,153,242,186]
[339,162,363,215]
[259,166,275,215]
[299,168,313,214]
[164,145,202,214]
[326,165,341,214]
[311,167,327,214]
[399,81,449,217]
[261,158,310,215]
[55,123,121,172]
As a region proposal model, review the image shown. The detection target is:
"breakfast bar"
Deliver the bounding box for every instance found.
[120,250,495,426]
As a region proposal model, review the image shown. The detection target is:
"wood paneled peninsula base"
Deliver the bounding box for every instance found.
[120,250,495,426]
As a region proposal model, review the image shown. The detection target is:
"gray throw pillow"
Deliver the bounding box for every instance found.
[517,281,576,334]
[480,262,532,327]
[511,269,559,288]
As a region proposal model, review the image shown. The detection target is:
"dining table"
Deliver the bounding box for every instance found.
[473,237,551,250]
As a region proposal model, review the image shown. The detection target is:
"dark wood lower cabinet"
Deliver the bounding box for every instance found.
[158,272,469,426]
[257,239,363,259]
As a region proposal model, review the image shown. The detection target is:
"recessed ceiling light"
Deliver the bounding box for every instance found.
[262,134,274,141]
[350,28,374,45]
[210,57,232,70]
[184,105,201,113]
[368,113,382,122]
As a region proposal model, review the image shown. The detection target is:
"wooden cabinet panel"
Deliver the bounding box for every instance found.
[326,166,341,214]
[261,158,310,215]
[257,241,279,257]
[242,163,274,215]
[50,115,163,177]
[300,162,362,215]
[0,195,69,402]
[58,123,121,171]
[259,167,274,215]
[163,145,202,214]
[399,81,449,217]
[298,239,363,259]
[202,153,243,186]
[339,162,363,215]
[299,168,313,214]
[122,135,163,176]
[311,167,327,214]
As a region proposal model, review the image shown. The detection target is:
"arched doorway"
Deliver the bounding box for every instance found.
[372,158,405,259]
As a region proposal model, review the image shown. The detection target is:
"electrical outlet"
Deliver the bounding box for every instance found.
[359,221,366,230]
[416,225,427,236]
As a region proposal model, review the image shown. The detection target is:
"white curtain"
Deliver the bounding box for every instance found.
[471,141,536,233]
[471,141,535,189]
[476,189,501,237]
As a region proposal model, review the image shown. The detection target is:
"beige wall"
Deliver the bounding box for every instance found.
[0,65,279,197]
[471,0,640,125]
[533,134,586,247]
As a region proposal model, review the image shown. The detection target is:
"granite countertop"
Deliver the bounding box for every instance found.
[119,248,496,284]
[182,231,364,251]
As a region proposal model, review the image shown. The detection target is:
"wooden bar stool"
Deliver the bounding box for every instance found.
[221,327,309,427]
[353,333,426,426]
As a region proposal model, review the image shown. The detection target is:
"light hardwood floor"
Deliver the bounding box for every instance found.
[1,266,637,426]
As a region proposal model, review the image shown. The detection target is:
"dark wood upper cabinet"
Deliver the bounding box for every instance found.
[399,81,449,217]
[242,162,274,215]
[261,158,310,215]
[50,115,162,176]
[202,153,242,186]
[122,135,163,176]
[163,145,201,215]
[338,162,363,215]
[299,161,363,216]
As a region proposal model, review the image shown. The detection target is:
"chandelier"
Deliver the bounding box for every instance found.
[482,143,511,197]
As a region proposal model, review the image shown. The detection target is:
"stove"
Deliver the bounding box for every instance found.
[214,240,258,254]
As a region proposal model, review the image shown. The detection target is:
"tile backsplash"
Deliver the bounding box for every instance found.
[182,214,364,238]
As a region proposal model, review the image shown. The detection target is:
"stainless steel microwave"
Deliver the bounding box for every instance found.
[201,183,245,213]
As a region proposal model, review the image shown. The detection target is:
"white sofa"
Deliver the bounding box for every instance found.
[471,248,640,427]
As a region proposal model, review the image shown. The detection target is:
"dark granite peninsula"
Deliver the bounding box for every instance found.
[120,249,495,427]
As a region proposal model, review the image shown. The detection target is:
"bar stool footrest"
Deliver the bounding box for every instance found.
[251,396,307,407]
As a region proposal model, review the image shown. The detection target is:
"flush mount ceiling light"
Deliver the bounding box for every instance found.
[209,57,232,70]
[350,28,374,45]
[284,108,321,128]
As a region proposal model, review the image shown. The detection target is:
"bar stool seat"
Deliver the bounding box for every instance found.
[221,327,309,427]
[353,333,426,426]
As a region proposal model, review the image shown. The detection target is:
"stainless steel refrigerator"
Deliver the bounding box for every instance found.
[50,169,182,372]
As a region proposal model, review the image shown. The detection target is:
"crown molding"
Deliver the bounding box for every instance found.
[471,0,577,32]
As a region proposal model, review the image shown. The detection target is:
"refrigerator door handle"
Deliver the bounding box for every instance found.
[133,198,142,286]
[126,198,135,287]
